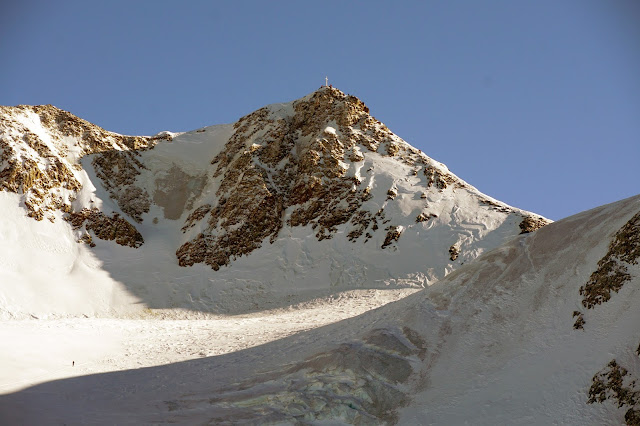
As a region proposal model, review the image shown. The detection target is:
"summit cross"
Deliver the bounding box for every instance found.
[325,76,328,86]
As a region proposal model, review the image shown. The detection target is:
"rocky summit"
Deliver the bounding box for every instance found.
[176,87,548,272]
[0,87,549,316]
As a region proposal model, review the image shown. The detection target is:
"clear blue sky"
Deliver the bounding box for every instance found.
[2,1,638,220]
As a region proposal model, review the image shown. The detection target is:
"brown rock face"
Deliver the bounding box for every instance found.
[579,210,640,309]
[416,212,437,223]
[175,87,540,271]
[0,105,161,224]
[449,245,460,261]
[92,150,152,223]
[424,165,458,190]
[66,208,144,248]
[519,215,550,234]
[177,87,408,269]
[382,226,403,249]
[1,107,82,220]
[588,359,640,425]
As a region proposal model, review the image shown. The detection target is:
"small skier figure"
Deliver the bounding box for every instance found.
[72,361,75,367]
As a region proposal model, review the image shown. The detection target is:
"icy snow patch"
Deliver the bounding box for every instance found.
[323,126,337,135]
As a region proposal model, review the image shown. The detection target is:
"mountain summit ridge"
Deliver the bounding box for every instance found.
[174,86,549,271]
[0,87,549,316]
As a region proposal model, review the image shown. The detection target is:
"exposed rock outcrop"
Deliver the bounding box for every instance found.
[519,215,550,234]
[572,310,585,330]
[66,208,144,248]
[177,88,409,269]
[0,105,162,223]
[580,210,640,309]
[382,226,403,250]
[449,244,460,261]
[175,87,545,271]
[588,359,640,425]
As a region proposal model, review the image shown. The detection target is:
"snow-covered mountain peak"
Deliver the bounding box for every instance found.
[4,92,640,426]
[0,90,550,316]
[176,87,549,275]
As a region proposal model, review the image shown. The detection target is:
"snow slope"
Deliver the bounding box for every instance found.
[397,194,640,425]
[1,195,638,424]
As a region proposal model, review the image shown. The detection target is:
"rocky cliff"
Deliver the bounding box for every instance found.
[0,104,165,245]
[173,87,549,276]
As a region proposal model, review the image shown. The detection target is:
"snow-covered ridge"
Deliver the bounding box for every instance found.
[0,104,160,221]
[0,88,549,317]
[177,87,549,271]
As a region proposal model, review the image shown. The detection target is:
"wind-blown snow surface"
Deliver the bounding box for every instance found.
[1,195,638,424]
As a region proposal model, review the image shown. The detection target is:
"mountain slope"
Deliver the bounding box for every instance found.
[0,88,549,317]
[175,87,547,273]
[396,194,640,424]
[161,194,638,424]
[1,195,637,424]
[199,195,640,425]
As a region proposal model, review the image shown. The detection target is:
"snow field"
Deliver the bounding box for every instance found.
[0,288,419,395]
